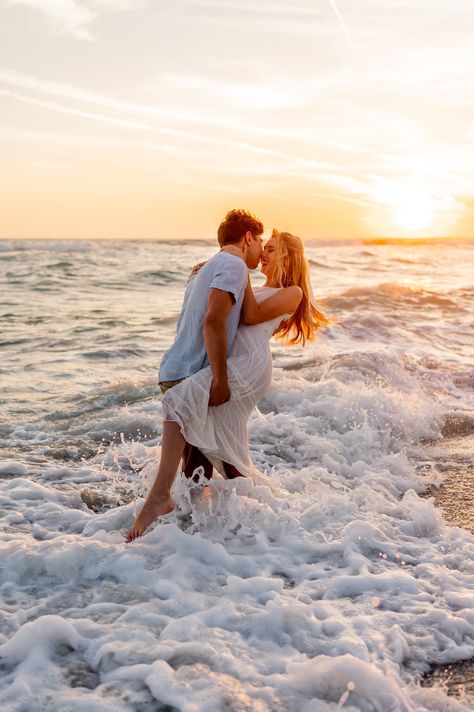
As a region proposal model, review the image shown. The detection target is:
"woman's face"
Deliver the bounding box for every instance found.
[260,236,278,277]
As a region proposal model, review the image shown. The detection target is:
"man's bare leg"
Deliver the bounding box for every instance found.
[182,443,214,482]
[223,462,245,479]
[182,444,243,481]
[126,421,185,542]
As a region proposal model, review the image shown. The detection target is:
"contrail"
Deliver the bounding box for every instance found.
[327,0,356,53]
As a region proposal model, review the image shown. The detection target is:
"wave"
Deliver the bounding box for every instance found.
[150,314,179,325]
[389,257,420,265]
[326,282,463,311]
[63,377,159,420]
[134,269,186,285]
[82,347,148,359]
[0,240,97,253]
[308,259,335,269]
[44,261,75,269]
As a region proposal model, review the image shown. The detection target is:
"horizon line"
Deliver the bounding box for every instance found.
[1,235,474,243]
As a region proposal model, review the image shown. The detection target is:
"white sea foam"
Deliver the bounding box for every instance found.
[1,239,473,709]
[1,362,474,709]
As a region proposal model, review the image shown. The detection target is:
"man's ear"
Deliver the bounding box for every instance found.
[244,230,253,245]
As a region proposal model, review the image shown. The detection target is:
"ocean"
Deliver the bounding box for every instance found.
[0,237,473,711]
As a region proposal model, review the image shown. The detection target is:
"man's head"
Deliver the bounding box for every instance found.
[217,209,263,269]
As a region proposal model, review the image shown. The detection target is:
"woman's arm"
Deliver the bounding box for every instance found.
[241,276,302,325]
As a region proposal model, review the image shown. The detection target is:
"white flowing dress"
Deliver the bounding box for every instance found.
[161,286,283,483]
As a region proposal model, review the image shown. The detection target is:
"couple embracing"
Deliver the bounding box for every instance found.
[126,209,328,542]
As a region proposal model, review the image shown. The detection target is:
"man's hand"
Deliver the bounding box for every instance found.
[209,379,231,407]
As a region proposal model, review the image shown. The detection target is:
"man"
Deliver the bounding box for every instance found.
[158,208,264,481]
[126,209,264,541]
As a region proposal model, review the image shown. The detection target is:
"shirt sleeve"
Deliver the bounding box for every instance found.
[209,257,248,304]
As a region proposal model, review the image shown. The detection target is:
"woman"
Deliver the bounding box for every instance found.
[126,230,328,542]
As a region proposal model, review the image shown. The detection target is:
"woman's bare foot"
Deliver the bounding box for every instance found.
[126,494,174,542]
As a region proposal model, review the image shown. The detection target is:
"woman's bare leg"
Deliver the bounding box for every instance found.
[126,421,185,542]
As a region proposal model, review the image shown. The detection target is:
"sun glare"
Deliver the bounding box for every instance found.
[371,179,438,234]
[392,190,437,232]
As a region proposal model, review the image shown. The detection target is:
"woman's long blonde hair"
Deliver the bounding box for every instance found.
[270,229,329,346]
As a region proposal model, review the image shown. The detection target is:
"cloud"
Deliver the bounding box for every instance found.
[326,0,356,53]
[0,68,371,154]
[162,74,305,110]
[2,0,153,40]
[0,80,362,198]
[2,63,471,227]
[175,0,325,17]
[4,0,96,40]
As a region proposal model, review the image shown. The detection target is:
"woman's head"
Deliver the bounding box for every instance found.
[263,229,329,345]
[261,229,306,287]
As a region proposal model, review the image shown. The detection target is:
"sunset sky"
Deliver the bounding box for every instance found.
[1,0,473,240]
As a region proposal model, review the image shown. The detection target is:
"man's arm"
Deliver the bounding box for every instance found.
[203,288,233,407]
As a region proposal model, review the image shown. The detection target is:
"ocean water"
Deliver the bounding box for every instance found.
[0,237,473,711]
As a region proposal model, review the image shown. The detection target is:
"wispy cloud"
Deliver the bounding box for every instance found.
[0,86,336,165]
[327,0,356,53]
[4,0,96,40]
[161,74,305,110]
[0,81,366,202]
[175,0,325,17]
[0,68,371,154]
[2,0,153,40]
[2,61,472,226]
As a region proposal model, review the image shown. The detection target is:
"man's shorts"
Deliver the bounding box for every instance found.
[159,378,184,394]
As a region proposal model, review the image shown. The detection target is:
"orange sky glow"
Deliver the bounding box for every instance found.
[1,1,474,240]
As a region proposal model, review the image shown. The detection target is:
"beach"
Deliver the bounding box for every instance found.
[1,237,473,711]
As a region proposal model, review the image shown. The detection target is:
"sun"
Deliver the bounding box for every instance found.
[371,179,439,234]
[390,185,438,232]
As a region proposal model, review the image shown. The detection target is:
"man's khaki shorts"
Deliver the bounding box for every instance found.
[159,378,184,394]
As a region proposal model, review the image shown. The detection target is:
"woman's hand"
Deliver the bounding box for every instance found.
[188,261,207,280]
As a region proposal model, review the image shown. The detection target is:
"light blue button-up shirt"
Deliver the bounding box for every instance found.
[158,251,248,382]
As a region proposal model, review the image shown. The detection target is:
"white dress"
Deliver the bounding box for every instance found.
[161,286,283,483]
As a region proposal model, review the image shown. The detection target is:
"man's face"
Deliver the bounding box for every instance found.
[244,232,263,269]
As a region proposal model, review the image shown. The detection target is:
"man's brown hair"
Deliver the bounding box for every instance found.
[217,209,264,246]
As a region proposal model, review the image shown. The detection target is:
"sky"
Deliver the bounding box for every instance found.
[1,0,474,240]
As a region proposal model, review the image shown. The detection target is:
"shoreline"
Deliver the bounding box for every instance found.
[423,434,474,535]
[419,435,474,703]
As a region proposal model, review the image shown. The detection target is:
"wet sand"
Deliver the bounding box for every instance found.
[419,435,474,704]
[423,434,474,534]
